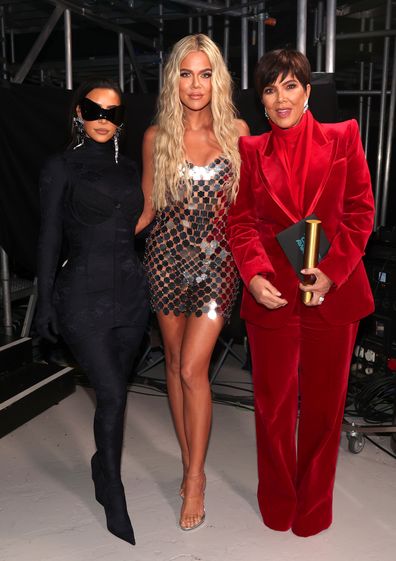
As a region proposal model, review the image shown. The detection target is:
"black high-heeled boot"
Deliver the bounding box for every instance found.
[91,452,136,546]
[91,452,105,505]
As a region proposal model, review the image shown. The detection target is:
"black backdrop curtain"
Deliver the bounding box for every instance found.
[0,84,157,275]
[0,74,337,276]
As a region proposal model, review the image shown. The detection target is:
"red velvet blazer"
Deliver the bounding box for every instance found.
[227,117,375,328]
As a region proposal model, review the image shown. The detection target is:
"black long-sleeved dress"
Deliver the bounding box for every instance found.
[37,138,149,343]
[37,138,149,488]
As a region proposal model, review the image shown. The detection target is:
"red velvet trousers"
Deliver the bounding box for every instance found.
[246,301,359,537]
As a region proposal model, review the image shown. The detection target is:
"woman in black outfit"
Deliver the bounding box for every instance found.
[36,79,149,546]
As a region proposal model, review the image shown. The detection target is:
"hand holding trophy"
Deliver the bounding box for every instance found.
[301,219,321,304]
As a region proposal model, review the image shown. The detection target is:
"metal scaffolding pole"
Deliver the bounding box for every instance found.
[0,247,13,337]
[171,0,240,17]
[64,8,72,90]
[337,29,396,40]
[325,0,336,73]
[207,0,213,38]
[129,65,134,94]
[374,0,392,229]
[316,0,324,72]
[297,0,307,54]
[124,36,148,94]
[337,90,391,96]
[364,19,374,157]
[10,30,15,64]
[1,7,7,80]
[118,32,124,92]
[257,2,265,60]
[223,0,230,65]
[381,39,396,226]
[45,0,153,48]
[12,4,64,84]
[241,0,248,89]
[359,17,366,133]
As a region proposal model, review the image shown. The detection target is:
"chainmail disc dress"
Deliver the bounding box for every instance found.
[144,156,239,322]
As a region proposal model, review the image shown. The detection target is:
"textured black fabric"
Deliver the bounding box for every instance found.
[36,136,149,487]
[36,137,149,341]
[70,325,141,482]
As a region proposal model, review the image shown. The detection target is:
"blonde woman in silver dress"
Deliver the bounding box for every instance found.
[135,34,249,531]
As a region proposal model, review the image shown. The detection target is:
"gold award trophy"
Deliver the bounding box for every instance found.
[302,219,321,304]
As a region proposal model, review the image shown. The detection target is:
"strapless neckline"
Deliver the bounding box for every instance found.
[185,154,226,169]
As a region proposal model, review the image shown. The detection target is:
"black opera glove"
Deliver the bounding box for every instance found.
[35,304,59,344]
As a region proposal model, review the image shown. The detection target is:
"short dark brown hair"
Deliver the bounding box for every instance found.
[254,49,311,97]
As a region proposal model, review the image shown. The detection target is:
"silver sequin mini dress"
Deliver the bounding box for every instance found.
[144,156,239,322]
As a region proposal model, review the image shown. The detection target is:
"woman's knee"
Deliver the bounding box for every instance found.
[96,383,127,412]
[164,348,181,377]
[179,360,209,390]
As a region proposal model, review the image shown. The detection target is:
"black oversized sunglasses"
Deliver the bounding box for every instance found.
[80,97,125,126]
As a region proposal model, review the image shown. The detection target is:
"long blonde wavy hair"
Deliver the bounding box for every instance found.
[152,33,241,210]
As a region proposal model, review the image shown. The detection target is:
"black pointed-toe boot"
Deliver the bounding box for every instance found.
[91,452,136,545]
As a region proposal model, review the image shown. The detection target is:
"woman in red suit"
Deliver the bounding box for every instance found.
[227,50,375,537]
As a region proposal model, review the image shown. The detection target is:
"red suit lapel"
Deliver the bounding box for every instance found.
[255,119,338,223]
[304,123,338,217]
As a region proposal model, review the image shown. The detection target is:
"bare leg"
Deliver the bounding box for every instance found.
[157,311,224,528]
[157,312,189,493]
[179,314,224,529]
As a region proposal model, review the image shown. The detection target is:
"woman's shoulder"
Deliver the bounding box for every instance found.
[142,125,158,157]
[41,151,69,173]
[39,152,71,194]
[318,119,362,153]
[319,118,359,139]
[234,118,250,137]
[144,124,158,143]
[142,125,158,161]
[239,130,269,150]
[118,152,139,171]
[48,145,88,163]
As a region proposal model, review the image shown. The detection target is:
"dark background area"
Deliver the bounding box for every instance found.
[0,0,395,275]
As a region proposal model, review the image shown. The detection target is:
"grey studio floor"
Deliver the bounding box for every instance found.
[1,351,396,561]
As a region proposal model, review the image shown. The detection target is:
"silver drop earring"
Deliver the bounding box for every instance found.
[73,116,85,149]
[113,124,123,164]
[264,107,269,119]
[113,127,120,164]
[304,99,309,113]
